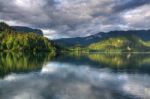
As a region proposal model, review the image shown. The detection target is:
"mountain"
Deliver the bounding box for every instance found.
[55,30,150,47]
[0,22,14,32]
[11,26,43,36]
[0,22,56,53]
[88,35,150,52]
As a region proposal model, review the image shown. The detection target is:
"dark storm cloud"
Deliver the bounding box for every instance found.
[0,0,150,39]
[114,0,150,12]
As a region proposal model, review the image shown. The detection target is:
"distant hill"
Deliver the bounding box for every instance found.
[88,35,150,52]
[11,26,43,36]
[55,30,150,47]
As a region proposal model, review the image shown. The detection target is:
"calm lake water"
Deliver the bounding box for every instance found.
[0,52,150,99]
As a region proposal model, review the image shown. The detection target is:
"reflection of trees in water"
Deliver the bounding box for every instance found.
[66,52,150,73]
[87,53,150,69]
[88,53,126,67]
[0,52,55,77]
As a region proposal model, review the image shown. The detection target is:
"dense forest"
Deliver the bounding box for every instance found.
[68,35,150,52]
[1,22,150,53]
[0,22,56,53]
[88,35,150,52]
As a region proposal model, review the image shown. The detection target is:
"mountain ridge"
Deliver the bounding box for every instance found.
[11,26,43,36]
[0,22,43,36]
[55,30,150,47]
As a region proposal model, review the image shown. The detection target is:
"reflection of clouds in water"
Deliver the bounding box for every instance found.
[123,75,150,99]
[0,62,150,99]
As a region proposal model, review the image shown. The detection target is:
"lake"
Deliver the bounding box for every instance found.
[0,52,150,99]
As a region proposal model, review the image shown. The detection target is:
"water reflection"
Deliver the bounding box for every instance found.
[87,53,150,73]
[0,62,150,99]
[88,53,150,67]
[56,53,150,74]
[0,52,55,77]
[0,53,150,99]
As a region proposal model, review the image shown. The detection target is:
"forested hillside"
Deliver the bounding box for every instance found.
[88,35,150,52]
[0,22,56,53]
[68,35,150,52]
[55,30,150,47]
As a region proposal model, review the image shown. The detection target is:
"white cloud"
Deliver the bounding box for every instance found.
[123,4,150,29]
[0,0,150,39]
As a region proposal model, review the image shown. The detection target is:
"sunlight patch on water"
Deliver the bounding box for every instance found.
[4,74,17,81]
[13,92,44,99]
[41,62,60,73]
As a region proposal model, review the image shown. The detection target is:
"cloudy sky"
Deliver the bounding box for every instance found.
[0,0,150,39]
